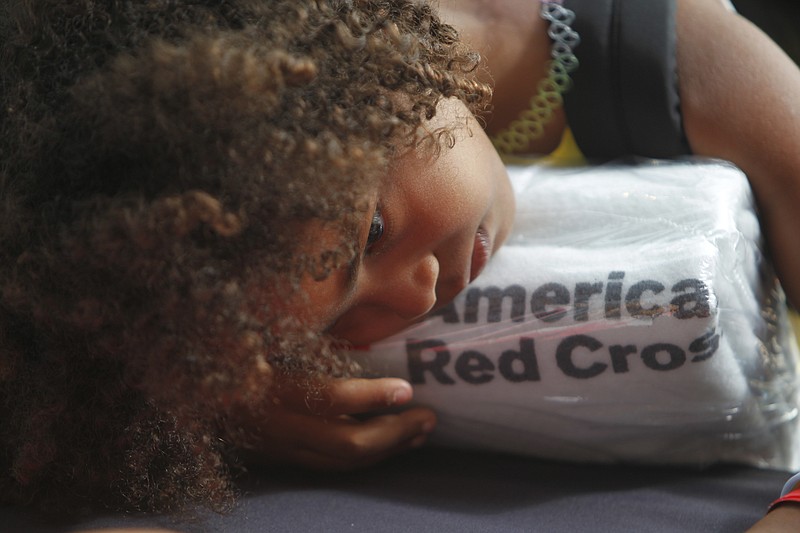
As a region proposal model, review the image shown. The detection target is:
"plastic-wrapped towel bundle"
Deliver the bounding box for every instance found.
[352,160,800,470]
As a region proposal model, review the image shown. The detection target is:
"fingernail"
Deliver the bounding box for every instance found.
[421,418,436,434]
[390,386,412,405]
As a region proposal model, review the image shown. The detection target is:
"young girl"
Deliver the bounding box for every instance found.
[0,0,507,513]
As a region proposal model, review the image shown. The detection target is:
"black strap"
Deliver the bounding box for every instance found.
[562,0,691,159]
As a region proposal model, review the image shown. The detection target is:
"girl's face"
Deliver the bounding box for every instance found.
[298,99,515,345]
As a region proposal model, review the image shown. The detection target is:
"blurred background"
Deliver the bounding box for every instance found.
[734,0,800,65]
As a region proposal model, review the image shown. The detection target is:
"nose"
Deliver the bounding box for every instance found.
[365,253,439,321]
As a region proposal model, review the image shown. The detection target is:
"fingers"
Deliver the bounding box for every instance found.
[321,377,415,415]
[255,405,437,471]
[233,375,437,471]
[277,377,416,416]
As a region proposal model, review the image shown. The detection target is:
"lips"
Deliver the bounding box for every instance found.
[469,227,492,283]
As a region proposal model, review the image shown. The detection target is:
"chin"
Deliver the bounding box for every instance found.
[335,319,415,347]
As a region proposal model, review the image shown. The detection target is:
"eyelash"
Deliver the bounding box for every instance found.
[365,207,385,253]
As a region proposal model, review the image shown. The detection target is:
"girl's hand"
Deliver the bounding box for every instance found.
[231,377,437,470]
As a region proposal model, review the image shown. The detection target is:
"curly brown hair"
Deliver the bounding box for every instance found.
[0,0,490,515]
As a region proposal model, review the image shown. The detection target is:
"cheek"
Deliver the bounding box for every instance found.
[265,270,351,334]
[328,305,415,346]
[495,163,516,228]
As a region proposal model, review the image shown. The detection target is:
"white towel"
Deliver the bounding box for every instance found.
[353,160,800,469]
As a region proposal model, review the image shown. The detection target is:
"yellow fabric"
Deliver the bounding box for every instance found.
[791,310,800,347]
[497,128,586,167]
[548,128,586,165]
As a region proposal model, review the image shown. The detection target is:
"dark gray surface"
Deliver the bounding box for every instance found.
[2,447,788,532]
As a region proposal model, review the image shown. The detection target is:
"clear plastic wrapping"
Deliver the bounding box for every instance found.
[353,159,800,469]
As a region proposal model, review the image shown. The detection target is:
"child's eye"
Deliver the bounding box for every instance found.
[366,207,385,251]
